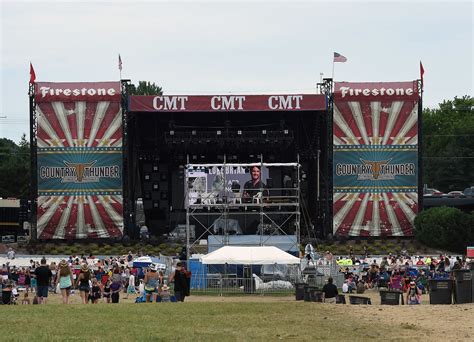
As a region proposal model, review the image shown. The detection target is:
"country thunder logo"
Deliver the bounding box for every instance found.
[40,161,120,183]
[335,159,415,181]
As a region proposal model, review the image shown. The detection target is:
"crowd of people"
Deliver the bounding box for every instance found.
[0,252,190,305]
[314,250,470,305]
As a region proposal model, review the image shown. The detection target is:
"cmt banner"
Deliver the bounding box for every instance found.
[35,82,123,239]
[333,81,419,237]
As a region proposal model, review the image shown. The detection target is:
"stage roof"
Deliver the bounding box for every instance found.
[129,94,326,112]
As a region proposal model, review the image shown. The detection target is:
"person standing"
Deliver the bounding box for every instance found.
[75,264,91,304]
[322,277,339,304]
[169,262,189,302]
[110,277,122,303]
[34,258,52,304]
[143,264,159,303]
[55,260,74,304]
[125,272,136,299]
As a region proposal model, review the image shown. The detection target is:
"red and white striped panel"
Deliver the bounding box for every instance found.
[37,195,123,239]
[333,192,418,237]
[37,101,122,148]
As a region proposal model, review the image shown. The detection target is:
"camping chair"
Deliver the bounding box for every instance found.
[232,192,242,204]
[202,192,217,205]
[252,192,263,204]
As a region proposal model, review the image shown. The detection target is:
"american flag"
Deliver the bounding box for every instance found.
[334,52,347,63]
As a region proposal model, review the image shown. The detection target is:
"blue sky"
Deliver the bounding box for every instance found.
[1,0,472,142]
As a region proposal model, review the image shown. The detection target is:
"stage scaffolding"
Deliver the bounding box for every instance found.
[184,158,301,260]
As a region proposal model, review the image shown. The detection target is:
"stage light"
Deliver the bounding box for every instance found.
[237,130,242,135]
[217,130,222,135]
[262,130,267,135]
[192,130,196,135]
[170,130,175,135]
[284,129,289,135]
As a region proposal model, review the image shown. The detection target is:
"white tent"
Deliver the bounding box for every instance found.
[200,246,300,265]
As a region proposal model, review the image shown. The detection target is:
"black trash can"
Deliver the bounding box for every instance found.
[312,290,323,302]
[304,286,320,302]
[295,283,306,301]
[380,290,402,305]
[429,279,453,304]
[454,270,472,304]
[349,295,371,305]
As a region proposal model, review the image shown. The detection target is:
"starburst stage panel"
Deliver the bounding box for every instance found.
[333,81,420,237]
[35,82,124,239]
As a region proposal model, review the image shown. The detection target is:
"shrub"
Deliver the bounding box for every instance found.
[414,207,474,253]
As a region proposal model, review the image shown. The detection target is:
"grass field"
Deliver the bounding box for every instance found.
[1,293,473,341]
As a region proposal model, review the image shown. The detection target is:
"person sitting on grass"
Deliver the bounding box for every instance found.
[21,292,30,305]
[406,280,422,305]
[322,277,338,304]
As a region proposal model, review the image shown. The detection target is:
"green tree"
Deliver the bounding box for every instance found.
[129,81,163,95]
[414,206,474,253]
[0,134,31,198]
[422,95,474,191]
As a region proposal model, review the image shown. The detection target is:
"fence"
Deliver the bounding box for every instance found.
[190,273,302,296]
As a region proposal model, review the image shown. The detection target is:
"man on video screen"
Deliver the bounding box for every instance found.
[243,166,269,201]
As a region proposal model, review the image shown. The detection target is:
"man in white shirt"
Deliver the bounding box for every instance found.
[125,273,136,299]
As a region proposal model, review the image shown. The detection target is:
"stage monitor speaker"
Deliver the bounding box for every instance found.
[143,182,152,191]
[143,200,152,210]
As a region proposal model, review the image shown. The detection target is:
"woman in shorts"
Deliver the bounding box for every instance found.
[143,263,159,303]
[55,260,74,304]
[75,264,91,304]
[103,279,111,303]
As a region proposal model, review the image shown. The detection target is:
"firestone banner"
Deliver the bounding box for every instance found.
[35,82,123,239]
[333,81,419,237]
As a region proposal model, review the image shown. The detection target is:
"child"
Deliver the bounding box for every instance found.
[21,292,30,305]
[90,278,101,304]
[159,284,171,303]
